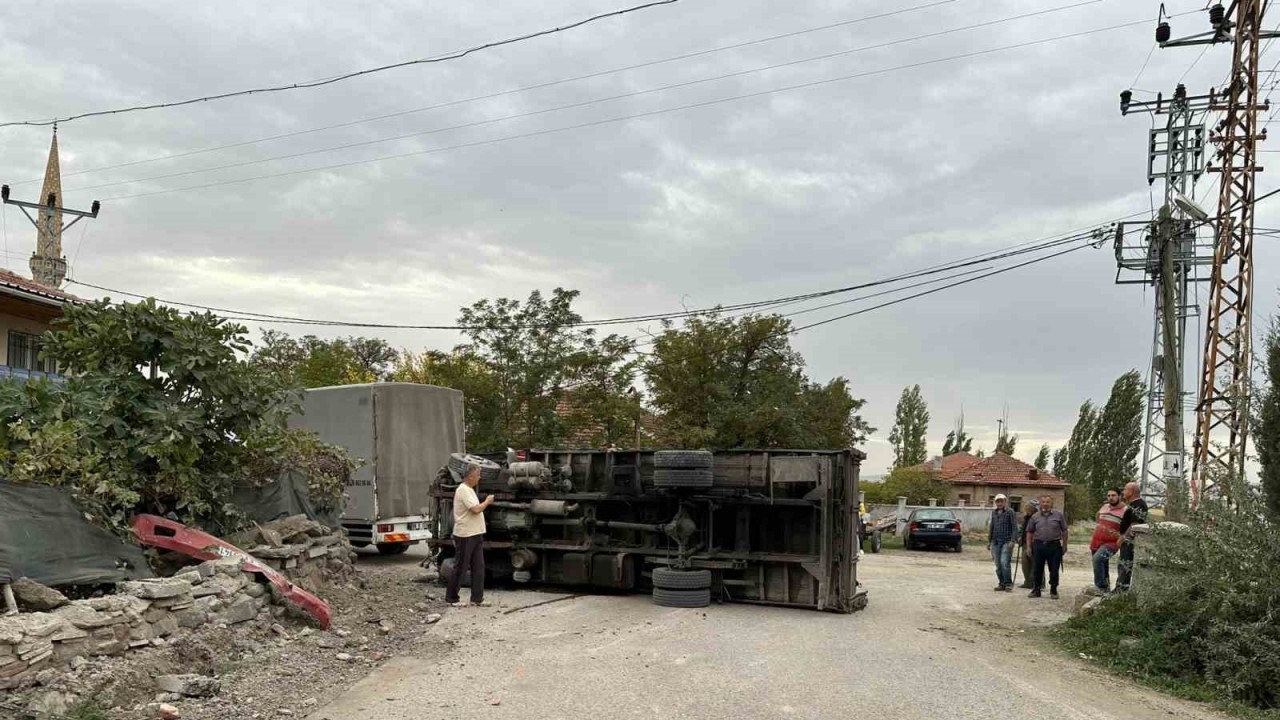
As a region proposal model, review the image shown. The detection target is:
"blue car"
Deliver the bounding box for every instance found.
[903,508,963,552]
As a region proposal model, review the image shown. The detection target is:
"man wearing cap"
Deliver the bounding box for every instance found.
[1016,498,1039,588]
[987,494,1017,592]
[446,463,495,608]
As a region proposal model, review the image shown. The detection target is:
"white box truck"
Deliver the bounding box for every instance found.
[292,383,465,554]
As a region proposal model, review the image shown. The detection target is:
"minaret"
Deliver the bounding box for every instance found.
[30,128,66,287]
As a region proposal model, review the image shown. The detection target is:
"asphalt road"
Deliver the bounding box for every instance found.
[310,547,1226,720]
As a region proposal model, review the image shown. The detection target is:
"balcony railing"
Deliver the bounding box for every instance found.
[0,365,65,383]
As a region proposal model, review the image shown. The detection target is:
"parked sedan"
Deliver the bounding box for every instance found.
[903,508,962,552]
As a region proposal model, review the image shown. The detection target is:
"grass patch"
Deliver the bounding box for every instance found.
[69,701,110,720]
[1055,594,1280,720]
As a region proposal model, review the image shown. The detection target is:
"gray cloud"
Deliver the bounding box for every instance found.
[2,0,1275,474]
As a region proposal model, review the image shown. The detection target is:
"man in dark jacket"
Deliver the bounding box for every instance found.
[1115,481,1149,592]
[1015,498,1039,589]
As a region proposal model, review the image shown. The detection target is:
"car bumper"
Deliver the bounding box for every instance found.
[911,530,962,544]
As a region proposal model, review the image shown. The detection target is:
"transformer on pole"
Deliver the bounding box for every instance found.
[1116,84,1213,509]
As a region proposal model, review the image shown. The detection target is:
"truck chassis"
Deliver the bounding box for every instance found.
[427,448,866,612]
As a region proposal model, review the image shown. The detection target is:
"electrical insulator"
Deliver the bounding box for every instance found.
[1157,21,1171,43]
[90,200,101,216]
[46,192,56,207]
[1174,84,1187,101]
[0,185,8,202]
[1209,3,1225,29]
[1120,89,1133,115]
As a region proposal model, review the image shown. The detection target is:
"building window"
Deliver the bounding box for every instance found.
[7,331,54,373]
[1010,496,1023,512]
[958,493,971,506]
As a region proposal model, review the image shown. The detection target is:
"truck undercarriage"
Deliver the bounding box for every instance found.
[427,448,867,612]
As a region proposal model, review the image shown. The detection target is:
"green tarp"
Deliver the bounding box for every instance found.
[0,481,152,587]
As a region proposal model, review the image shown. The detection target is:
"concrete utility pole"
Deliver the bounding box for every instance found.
[1116,84,1212,513]
[0,128,101,287]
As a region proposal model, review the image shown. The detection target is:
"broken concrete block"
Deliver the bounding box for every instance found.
[174,570,204,587]
[9,613,66,639]
[11,578,68,612]
[120,579,191,600]
[174,608,208,630]
[150,592,196,609]
[157,702,181,719]
[0,658,28,678]
[215,597,257,625]
[49,623,90,643]
[243,583,266,599]
[156,673,221,697]
[152,614,180,638]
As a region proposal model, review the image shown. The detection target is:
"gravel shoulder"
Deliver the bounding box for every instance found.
[307,546,1229,720]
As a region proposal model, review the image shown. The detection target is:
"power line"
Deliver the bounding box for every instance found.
[786,239,1099,336]
[99,14,1165,202]
[0,0,682,129]
[68,1,1100,196]
[13,0,958,185]
[67,217,1127,331]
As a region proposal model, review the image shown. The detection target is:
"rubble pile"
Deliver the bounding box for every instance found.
[229,515,357,588]
[0,557,289,693]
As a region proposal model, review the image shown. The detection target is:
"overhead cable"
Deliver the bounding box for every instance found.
[0,0,681,129]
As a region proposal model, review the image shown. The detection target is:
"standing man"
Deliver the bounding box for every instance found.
[446,463,495,608]
[1089,487,1127,592]
[987,494,1017,591]
[1016,498,1039,589]
[1025,495,1068,599]
[1114,481,1149,593]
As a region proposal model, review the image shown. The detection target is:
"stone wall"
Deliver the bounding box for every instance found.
[230,515,358,590]
[1,558,281,692]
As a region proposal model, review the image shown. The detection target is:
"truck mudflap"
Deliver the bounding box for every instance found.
[131,514,332,628]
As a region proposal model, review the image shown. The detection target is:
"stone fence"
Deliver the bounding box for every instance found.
[0,557,289,692]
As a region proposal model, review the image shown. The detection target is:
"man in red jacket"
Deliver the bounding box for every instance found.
[1090,487,1127,592]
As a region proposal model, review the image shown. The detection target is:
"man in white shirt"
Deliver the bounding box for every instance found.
[446,464,494,607]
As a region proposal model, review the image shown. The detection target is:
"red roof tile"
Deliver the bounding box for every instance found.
[941,452,1069,488]
[909,451,981,476]
[0,269,78,303]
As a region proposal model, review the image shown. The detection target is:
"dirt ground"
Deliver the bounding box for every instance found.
[297,545,1228,720]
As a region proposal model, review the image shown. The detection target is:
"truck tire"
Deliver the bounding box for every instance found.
[870,531,882,554]
[652,587,711,608]
[652,567,711,590]
[653,450,714,469]
[448,453,501,482]
[653,468,713,489]
[376,543,410,555]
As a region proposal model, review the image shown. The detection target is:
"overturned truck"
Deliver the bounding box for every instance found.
[427,448,867,612]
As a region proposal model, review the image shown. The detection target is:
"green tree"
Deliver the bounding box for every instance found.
[1092,370,1145,500]
[1052,446,1068,476]
[456,288,638,449]
[1254,317,1280,519]
[1034,444,1050,471]
[645,312,872,448]
[249,330,398,388]
[1059,401,1099,496]
[0,299,351,534]
[887,385,930,468]
[941,412,974,455]
[862,467,950,505]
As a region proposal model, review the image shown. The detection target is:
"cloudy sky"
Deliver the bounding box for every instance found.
[2,0,1277,475]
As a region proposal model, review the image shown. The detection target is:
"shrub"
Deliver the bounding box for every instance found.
[0,299,353,535]
[1059,495,1280,711]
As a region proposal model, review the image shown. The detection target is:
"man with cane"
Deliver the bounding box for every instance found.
[1014,498,1038,589]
